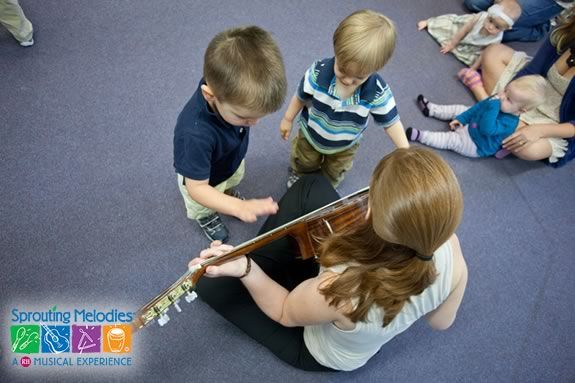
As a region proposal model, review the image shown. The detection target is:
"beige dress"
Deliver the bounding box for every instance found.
[426,12,503,65]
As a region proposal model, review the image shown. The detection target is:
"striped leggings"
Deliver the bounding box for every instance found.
[419,103,479,158]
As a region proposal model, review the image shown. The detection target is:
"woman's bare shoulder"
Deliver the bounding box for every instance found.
[448,234,468,293]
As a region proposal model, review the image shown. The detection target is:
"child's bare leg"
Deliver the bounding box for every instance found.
[417,20,428,30]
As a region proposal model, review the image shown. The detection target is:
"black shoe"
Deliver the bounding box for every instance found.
[405,127,420,142]
[224,188,245,200]
[417,94,430,117]
[197,213,229,242]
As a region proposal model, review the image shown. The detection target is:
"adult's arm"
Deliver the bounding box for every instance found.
[425,234,468,330]
[515,38,557,79]
[502,122,575,152]
[189,243,346,327]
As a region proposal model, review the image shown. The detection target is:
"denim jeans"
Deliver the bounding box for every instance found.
[463,0,564,42]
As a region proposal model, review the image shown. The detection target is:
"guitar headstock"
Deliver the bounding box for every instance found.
[132,264,204,331]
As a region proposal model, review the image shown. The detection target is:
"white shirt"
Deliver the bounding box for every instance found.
[303,240,454,371]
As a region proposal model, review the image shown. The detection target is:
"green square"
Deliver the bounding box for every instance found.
[11,325,40,354]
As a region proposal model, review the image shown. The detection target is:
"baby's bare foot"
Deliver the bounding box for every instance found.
[417,20,428,30]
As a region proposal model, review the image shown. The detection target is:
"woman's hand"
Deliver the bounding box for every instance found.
[188,241,247,278]
[502,125,542,153]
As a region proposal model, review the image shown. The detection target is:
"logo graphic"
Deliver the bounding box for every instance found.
[20,356,32,368]
[102,325,131,353]
[40,324,70,353]
[9,305,135,370]
[11,325,40,353]
[71,325,101,353]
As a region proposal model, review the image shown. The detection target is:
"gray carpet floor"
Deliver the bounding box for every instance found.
[1,1,574,382]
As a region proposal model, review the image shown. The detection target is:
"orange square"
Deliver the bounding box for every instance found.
[102,325,132,353]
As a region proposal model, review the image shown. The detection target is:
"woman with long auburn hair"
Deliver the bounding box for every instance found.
[190,148,468,371]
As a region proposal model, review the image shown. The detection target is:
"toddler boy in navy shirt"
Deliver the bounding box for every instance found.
[174,26,287,242]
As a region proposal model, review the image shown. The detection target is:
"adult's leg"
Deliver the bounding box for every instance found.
[513,139,552,160]
[251,173,340,288]
[195,174,339,371]
[463,0,493,13]
[470,44,515,101]
[502,0,563,42]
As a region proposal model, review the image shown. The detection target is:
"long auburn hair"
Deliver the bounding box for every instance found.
[318,148,463,326]
[551,7,575,53]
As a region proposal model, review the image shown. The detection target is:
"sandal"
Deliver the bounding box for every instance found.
[417,94,430,117]
[458,68,483,90]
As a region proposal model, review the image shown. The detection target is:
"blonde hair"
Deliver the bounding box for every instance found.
[551,7,575,53]
[319,148,463,326]
[333,9,396,76]
[508,74,547,110]
[203,26,287,113]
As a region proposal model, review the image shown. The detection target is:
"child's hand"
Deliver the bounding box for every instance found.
[236,197,279,222]
[440,41,456,54]
[280,118,293,141]
[449,120,463,130]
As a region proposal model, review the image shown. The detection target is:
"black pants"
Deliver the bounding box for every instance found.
[196,173,340,371]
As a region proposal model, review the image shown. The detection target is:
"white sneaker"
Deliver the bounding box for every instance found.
[20,38,34,47]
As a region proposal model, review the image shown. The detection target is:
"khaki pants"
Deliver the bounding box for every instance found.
[177,160,245,220]
[0,0,33,43]
[290,130,359,187]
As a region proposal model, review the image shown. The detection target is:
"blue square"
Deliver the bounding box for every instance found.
[40,325,70,353]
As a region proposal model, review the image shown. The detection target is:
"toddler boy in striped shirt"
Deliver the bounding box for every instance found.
[280,9,409,188]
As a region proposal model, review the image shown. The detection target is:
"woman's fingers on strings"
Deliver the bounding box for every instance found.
[200,248,220,259]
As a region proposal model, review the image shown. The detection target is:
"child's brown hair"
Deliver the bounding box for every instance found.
[204,26,287,113]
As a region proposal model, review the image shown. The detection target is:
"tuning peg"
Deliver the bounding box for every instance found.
[157,310,170,327]
[185,291,197,303]
[173,299,182,313]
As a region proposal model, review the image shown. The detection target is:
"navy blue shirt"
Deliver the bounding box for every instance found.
[173,81,249,186]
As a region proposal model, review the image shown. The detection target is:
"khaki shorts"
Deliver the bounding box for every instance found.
[177,160,245,220]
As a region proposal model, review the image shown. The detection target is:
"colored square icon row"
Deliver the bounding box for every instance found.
[11,324,132,354]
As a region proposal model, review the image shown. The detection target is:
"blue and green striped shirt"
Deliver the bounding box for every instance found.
[296,57,400,154]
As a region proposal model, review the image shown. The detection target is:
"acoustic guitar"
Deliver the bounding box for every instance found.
[132,186,369,331]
